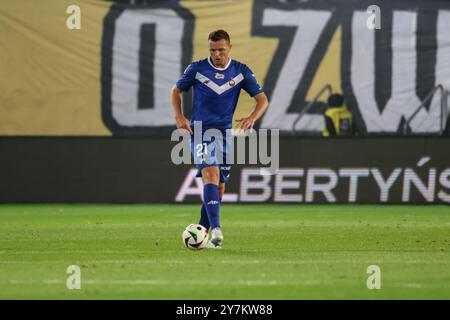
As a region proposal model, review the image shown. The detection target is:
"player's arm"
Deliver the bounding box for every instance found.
[236,65,269,130]
[236,92,269,130]
[171,86,193,134]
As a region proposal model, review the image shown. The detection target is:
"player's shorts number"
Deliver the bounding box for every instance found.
[196,143,208,161]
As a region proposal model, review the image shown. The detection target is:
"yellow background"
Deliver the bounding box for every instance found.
[0,0,340,135]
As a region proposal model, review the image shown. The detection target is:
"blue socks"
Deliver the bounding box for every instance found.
[199,203,210,230]
[202,183,221,229]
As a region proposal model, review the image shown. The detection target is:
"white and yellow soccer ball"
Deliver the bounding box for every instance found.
[182,224,208,250]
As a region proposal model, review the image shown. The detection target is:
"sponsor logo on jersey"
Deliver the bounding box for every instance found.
[215,73,225,79]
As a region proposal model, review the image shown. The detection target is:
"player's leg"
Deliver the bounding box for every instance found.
[191,132,215,230]
[209,182,226,246]
[201,165,221,228]
[201,166,224,248]
[199,181,225,230]
[200,130,229,248]
[198,204,210,230]
[202,165,220,184]
[207,159,231,247]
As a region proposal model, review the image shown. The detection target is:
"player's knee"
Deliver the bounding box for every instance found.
[202,167,220,184]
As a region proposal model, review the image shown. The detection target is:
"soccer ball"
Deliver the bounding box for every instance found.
[182,224,208,250]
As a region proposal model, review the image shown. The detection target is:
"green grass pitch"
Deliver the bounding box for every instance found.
[0,204,449,299]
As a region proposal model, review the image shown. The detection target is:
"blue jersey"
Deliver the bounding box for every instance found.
[175,57,263,129]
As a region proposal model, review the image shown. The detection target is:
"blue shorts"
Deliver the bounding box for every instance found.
[190,128,231,183]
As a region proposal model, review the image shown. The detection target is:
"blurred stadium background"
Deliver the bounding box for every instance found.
[0,0,449,299]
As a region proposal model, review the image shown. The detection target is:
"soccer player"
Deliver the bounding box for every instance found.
[171,29,269,248]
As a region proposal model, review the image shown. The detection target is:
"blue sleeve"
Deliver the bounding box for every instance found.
[175,63,197,91]
[242,65,264,97]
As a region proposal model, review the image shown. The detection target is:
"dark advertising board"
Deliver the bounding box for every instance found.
[0,137,448,204]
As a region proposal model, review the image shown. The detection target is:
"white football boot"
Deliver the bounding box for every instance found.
[207,227,223,249]
[205,240,222,249]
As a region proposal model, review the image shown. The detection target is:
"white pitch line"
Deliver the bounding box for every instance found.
[2,279,450,289]
[398,283,423,288]
[1,260,450,265]
[2,247,449,254]
[2,279,300,286]
[0,250,144,254]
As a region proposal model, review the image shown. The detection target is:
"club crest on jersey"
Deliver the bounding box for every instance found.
[215,73,225,79]
[228,79,236,87]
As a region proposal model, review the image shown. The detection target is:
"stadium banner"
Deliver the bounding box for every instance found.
[0,137,448,204]
[1,0,450,136]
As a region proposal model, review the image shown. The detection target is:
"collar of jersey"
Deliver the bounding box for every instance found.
[207,57,232,71]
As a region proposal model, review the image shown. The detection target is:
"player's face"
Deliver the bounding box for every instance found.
[209,39,231,68]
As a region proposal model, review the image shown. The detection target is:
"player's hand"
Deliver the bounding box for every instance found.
[235,116,256,130]
[175,115,193,135]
